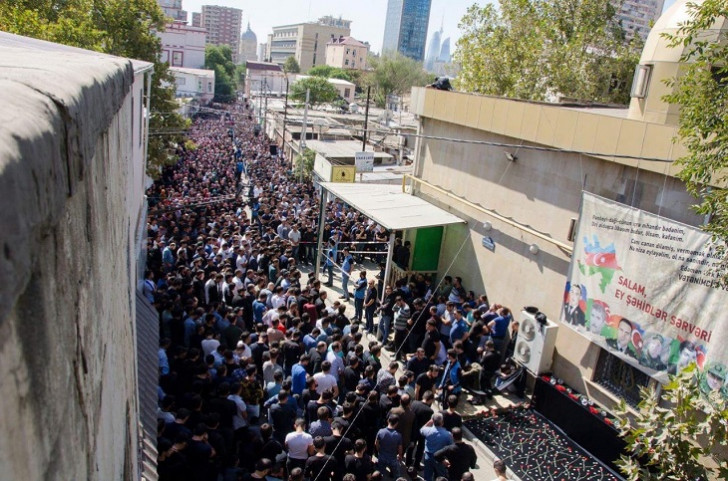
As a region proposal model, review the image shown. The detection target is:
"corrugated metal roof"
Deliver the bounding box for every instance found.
[320,183,466,230]
[136,292,159,479]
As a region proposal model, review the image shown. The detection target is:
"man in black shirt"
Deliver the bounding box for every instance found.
[323,420,354,473]
[406,348,430,381]
[269,391,297,444]
[305,436,338,481]
[434,427,477,480]
[344,438,373,481]
[415,365,439,401]
[343,355,361,395]
[421,319,441,361]
[408,390,435,471]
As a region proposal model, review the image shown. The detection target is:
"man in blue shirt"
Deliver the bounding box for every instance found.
[291,354,310,396]
[353,271,367,323]
[253,293,267,325]
[487,307,512,354]
[323,240,337,287]
[420,412,454,481]
[449,310,470,345]
[376,414,403,478]
[340,248,354,302]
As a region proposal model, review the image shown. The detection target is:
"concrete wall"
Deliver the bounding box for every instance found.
[414,115,702,394]
[0,36,147,481]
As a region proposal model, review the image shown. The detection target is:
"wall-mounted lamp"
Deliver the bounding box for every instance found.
[483,221,492,231]
[505,152,518,162]
[529,244,540,255]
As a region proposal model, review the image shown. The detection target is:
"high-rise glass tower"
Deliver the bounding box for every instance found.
[382,0,432,61]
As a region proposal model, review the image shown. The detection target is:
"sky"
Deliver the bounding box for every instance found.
[181,0,488,56]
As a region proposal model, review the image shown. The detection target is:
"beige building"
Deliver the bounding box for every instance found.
[407,0,725,410]
[325,36,370,70]
[200,5,243,63]
[266,16,351,71]
[238,22,258,65]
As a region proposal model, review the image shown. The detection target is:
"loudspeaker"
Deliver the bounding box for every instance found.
[515,311,559,375]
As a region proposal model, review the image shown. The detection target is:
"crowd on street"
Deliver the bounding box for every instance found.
[149,100,521,481]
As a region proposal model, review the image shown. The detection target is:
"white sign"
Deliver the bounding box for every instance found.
[355,151,374,172]
[562,193,728,395]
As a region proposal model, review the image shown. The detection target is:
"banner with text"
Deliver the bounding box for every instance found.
[562,193,728,395]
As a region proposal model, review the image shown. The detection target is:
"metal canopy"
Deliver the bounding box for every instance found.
[320,182,466,230]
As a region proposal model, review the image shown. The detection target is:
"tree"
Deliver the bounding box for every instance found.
[616,365,728,480]
[662,0,728,276]
[283,56,300,74]
[205,45,236,103]
[290,76,339,106]
[295,148,315,181]
[0,0,189,178]
[308,65,353,82]
[453,0,641,104]
[365,53,432,107]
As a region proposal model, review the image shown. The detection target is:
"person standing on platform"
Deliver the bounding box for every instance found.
[340,248,354,302]
[489,459,512,481]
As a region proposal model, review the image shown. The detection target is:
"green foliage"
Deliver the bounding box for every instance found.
[205,45,236,103]
[290,76,339,106]
[295,148,315,180]
[0,0,189,178]
[616,364,728,480]
[453,0,641,104]
[662,0,728,278]
[283,56,300,74]
[365,53,431,108]
[308,65,353,82]
[234,63,246,88]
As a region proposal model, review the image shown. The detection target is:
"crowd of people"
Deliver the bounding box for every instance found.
[149,101,519,481]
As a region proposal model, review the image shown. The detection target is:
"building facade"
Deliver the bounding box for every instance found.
[266,17,352,71]
[157,0,187,22]
[424,26,441,71]
[169,66,215,103]
[157,21,207,69]
[325,36,370,70]
[200,5,243,63]
[238,22,258,65]
[407,0,726,411]
[382,0,432,61]
[614,0,665,41]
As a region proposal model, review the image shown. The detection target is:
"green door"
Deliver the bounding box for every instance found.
[411,226,443,271]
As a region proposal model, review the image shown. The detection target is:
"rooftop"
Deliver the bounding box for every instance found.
[246,61,283,72]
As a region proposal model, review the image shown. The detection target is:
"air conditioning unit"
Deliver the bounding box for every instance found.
[515,311,559,375]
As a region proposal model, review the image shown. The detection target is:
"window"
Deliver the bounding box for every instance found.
[172,51,183,66]
[630,64,651,98]
[344,88,351,98]
[345,59,349,66]
[352,49,356,56]
[176,77,186,85]
[594,349,652,407]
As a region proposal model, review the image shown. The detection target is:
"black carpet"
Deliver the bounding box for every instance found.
[464,408,623,481]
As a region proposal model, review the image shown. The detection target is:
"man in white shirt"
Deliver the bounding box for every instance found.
[325,342,345,382]
[313,360,339,398]
[285,418,314,473]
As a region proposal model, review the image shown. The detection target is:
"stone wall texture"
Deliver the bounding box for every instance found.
[0,38,142,481]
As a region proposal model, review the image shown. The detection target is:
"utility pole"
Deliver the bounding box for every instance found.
[362,85,371,151]
[263,78,268,136]
[282,77,290,167]
[299,88,310,183]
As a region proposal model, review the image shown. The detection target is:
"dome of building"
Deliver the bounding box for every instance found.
[627,0,728,124]
[242,22,257,43]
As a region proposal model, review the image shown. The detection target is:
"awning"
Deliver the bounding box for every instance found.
[320,182,466,230]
